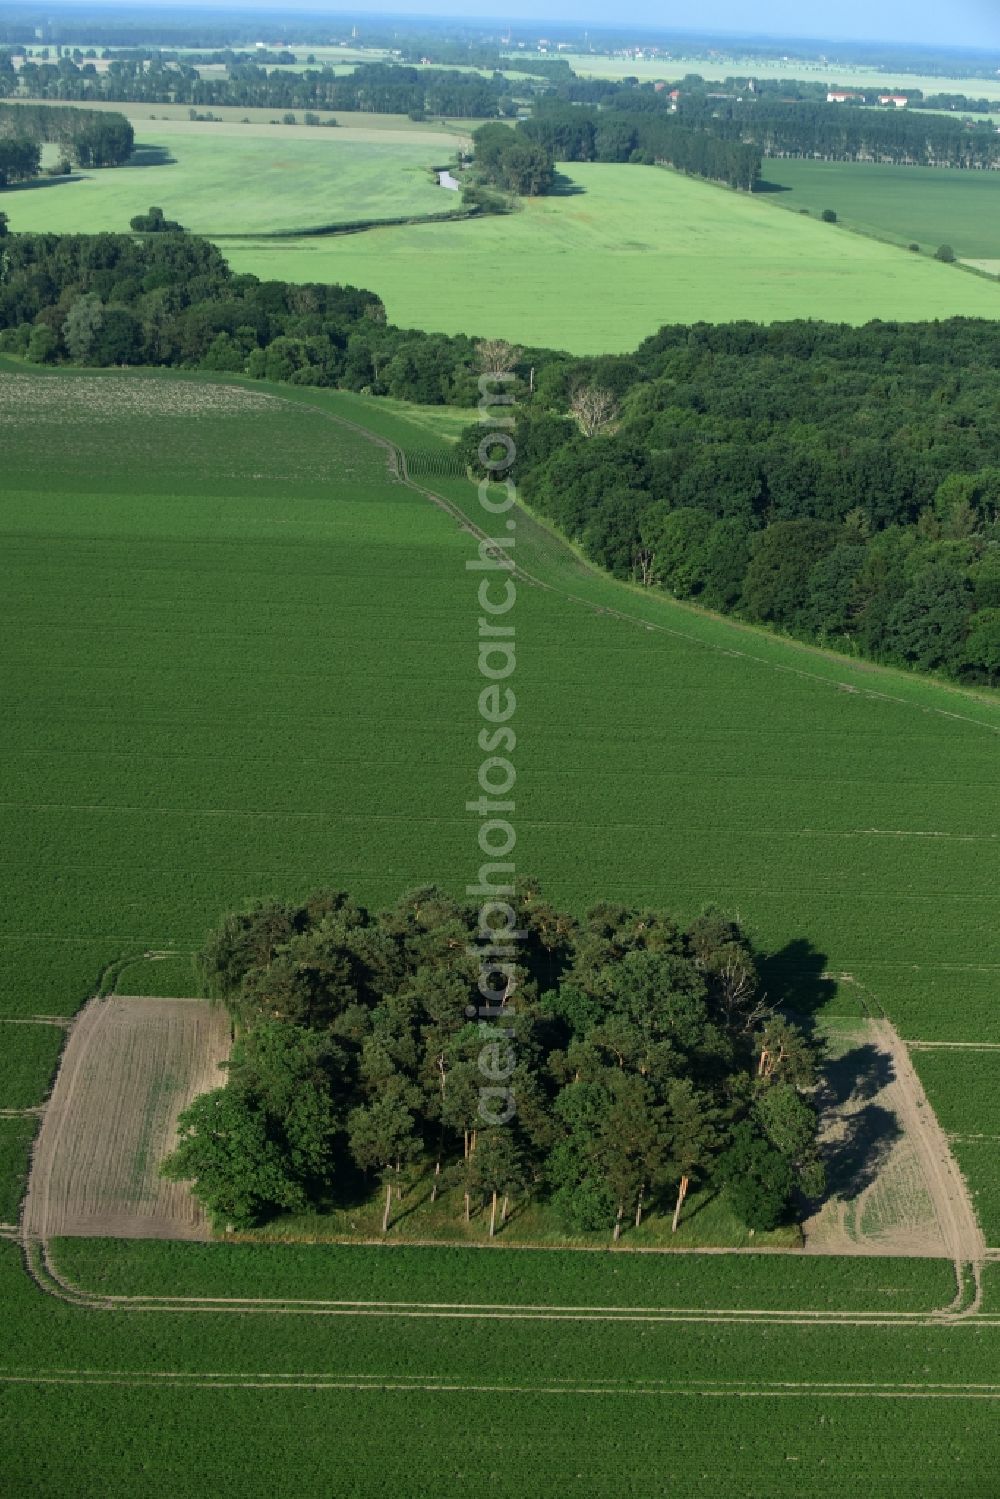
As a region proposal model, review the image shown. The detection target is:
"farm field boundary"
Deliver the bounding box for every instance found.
[22,995,231,1242]
[21,1238,980,1327]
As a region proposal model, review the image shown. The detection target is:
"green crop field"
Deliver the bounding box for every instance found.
[2,120,465,237]
[220,163,1000,351]
[3,1233,1000,1496]
[2,362,1000,1491]
[51,1235,955,1308]
[759,159,1000,261]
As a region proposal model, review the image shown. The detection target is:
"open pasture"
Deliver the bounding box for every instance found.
[222,163,1000,351]
[23,995,231,1241]
[760,158,1000,261]
[2,123,463,237]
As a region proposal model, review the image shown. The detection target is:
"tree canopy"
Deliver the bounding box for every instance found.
[163,886,824,1239]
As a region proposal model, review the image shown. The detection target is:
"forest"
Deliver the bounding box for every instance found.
[163,886,823,1238]
[465,320,1000,685]
[0,229,997,685]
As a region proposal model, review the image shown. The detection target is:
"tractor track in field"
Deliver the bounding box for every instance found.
[17,1235,988,1329]
[3,1366,1000,1398]
[322,404,1000,738]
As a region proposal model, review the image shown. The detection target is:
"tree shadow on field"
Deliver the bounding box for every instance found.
[754,178,793,195]
[822,1103,901,1200]
[548,170,586,197]
[8,173,86,193]
[123,144,177,168]
[815,1044,901,1200]
[758,937,837,1022]
[822,1042,894,1109]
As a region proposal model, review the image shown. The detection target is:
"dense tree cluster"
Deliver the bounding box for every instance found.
[471,122,555,197]
[0,100,133,166]
[464,320,1000,685]
[163,886,823,1237]
[521,104,761,190]
[0,135,39,186]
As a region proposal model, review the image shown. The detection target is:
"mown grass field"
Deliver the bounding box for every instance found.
[2,361,1000,1492]
[3,121,464,237]
[760,158,1000,261]
[221,163,1000,350]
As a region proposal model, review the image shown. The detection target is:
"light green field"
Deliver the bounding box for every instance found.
[1,365,1000,1494]
[222,162,1000,351]
[555,51,1000,96]
[2,124,464,236]
[761,158,1000,261]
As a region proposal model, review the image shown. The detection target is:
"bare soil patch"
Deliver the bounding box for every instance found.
[23,995,230,1241]
[803,1017,985,1265]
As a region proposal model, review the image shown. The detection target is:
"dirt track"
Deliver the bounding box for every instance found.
[22,995,231,1242]
[875,1019,986,1270]
[802,1016,984,1288]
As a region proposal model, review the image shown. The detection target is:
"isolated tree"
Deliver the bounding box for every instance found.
[569,385,618,438]
[935,244,956,263]
[820,208,837,223]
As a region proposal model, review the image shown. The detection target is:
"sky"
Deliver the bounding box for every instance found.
[245,0,1000,50]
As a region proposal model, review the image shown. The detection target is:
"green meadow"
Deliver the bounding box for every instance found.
[3,120,464,237]
[761,158,1000,261]
[221,163,1000,351]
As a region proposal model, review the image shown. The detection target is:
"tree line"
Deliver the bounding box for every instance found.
[463,320,1000,686]
[0,100,133,167]
[0,54,523,120]
[163,886,823,1238]
[1,228,997,685]
[544,72,1000,170]
[521,104,761,191]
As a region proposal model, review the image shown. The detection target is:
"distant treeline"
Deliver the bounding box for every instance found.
[0,53,526,119]
[1,228,997,686]
[696,99,1000,169]
[0,100,133,166]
